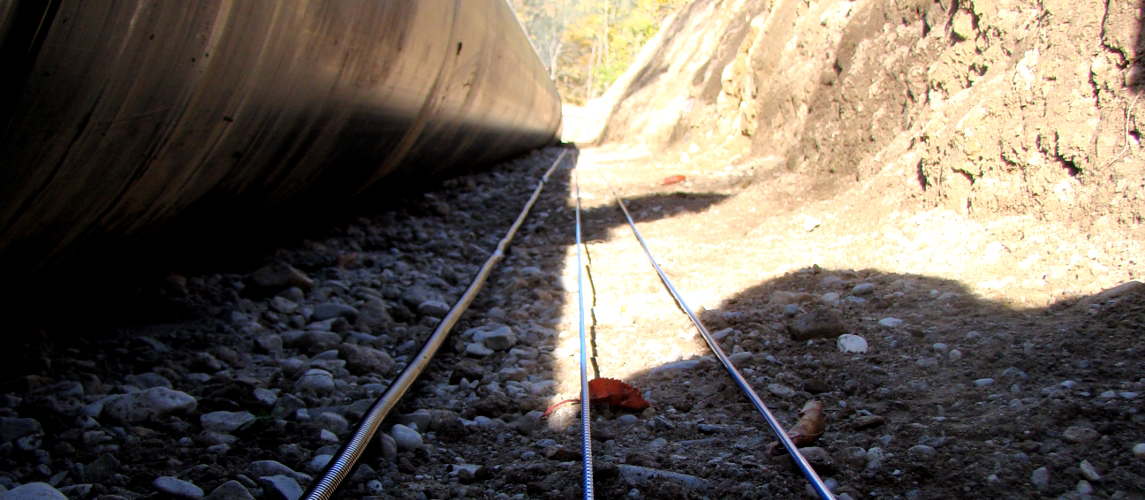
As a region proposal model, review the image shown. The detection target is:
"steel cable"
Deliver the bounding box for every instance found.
[300,149,569,500]
[605,182,836,500]
[573,168,596,499]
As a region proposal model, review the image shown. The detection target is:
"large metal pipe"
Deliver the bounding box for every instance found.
[0,0,562,281]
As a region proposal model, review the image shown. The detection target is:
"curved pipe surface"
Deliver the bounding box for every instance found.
[0,0,561,280]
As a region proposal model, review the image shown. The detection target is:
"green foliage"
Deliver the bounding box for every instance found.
[509,0,687,104]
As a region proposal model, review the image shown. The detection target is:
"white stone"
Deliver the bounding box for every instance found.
[837,334,868,353]
[390,424,423,451]
[878,317,903,327]
[803,216,821,232]
[102,387,198,424]
[1134,443,1145,458]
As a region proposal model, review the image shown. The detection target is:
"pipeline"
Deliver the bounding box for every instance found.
[0,0,561,286]
[605,181,837,500]
[301,150,569,500]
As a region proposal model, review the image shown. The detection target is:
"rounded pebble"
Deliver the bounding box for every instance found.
[296,369,336,393]
[153,476,204,500]
[0,483,68,500]
[1030,466,1050,490]
[390,424,423,451]
[837,334,868,353]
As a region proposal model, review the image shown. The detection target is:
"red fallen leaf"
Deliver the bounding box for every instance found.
[768,400,826,455]
[541,378,652,418]
[662,175,686,185]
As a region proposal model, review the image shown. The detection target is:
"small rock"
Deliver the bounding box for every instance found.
[907,445,936,460]
[767,384,797,399]
[837,334,868,353]
[852,283,875,295]
[788,307,846,341]
[795,447,835,473]
[1076,480,1094,494]
[649,359,702,375]
[1030,466,1050,490]
[0,417,42,443]
[877,317,903,328]
[355,298,395,333]
[102,387,197,424]
[305,455,332,474]
[390,424,422,451]
[270,296,299,315]
[1062,426,1099,444]
[0,483,68,500]
[311,303,359,322]
[782,304,802,317]
[313,412,349,435]
[247,262,314,296]
[377,433,398,463]
[1079,460,1100,481]
[477,325,518,351]
[464,343,494,357]
[201,411,256,433]
[338,344,395,376]
[974,378,995,387]
[820,292,840,305]
[543,445,583,461]
[257,475,303,500]
[728,351,753,364]
[153,477,204,500]
[296,369,336,393]
[124,372,173,390]
[417,300,451,318]
[1133,443,1145,458]
[248,460,310,484]
[803,216,821,232]
[203,481,254,500]
[948,349,963,362]
[853,415,885,430]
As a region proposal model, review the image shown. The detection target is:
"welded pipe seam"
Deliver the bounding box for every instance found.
[300,149,570,500]
[605,182,837,500]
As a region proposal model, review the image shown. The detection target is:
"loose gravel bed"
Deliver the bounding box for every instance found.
[2,145,1144,500]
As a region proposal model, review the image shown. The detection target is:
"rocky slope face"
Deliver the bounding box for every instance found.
[586,0,1144,235]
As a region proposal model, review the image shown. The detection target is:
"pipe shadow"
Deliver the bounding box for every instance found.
[553,264,1145,498]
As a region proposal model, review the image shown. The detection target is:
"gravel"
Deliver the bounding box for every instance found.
[1,146,1143,499]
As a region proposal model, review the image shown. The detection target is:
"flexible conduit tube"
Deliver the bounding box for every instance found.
[573,170,596,499]
[606,183,836,500]
[300,149,569,500]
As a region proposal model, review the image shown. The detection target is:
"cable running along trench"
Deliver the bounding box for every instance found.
[573,169,596,499]
[300,149,569,500]
[605,182,836,500]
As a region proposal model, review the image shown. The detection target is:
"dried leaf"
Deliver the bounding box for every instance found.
[662,175,686,185]
[769,400,826,455]
[541,378,652,417]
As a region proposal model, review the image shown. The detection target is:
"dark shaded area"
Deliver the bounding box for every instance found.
[571,267,1145,498]
[0,0,560,287]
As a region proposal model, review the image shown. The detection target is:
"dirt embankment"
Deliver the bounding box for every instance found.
[584,0,1144,237]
